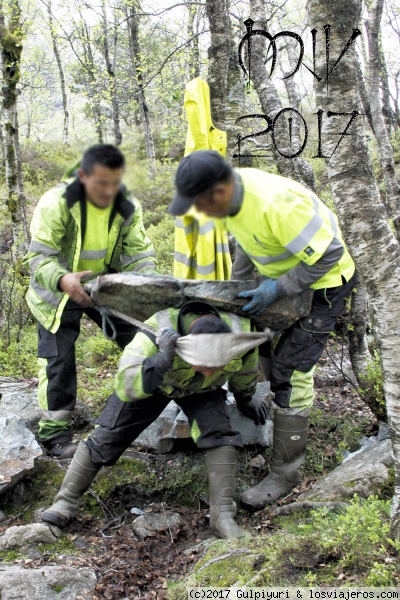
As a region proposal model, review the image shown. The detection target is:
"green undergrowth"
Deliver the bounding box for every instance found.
[0,322,38,378]
[168,496,400,597]
[75,320,121,416]
[305,407,371,475]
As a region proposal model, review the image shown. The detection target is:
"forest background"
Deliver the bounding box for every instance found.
[1,0,400,592]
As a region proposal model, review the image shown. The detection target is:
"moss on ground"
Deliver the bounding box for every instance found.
[84,453,208,516]
[0,549,23,563]
[167,497,400,597]
[0,459,65,523]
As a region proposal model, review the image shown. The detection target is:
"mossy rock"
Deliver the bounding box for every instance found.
[0,458,65,522]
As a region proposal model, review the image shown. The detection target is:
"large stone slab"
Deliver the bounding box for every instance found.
[0,566,96,599]
[300,438,394,501]
[0,412,42,495]
[0,378,94,434]
[133,382,273,452]
[85,273,313,331]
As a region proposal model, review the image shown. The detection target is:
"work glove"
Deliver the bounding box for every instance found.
[157,328,180,366]
[237,277,282,315]
[235,395,268,425]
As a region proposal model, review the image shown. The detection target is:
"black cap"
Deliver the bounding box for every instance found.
[177,301,221,334]
[168,150,232,216]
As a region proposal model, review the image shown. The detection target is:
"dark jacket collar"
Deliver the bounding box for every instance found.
[63,177,135,220]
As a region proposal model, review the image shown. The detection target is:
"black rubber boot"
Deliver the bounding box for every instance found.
[206,446,247,539]
[41,442,101,528]
[241,410,309,510]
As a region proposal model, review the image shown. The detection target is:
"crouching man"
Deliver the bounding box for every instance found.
[41,301,268,539]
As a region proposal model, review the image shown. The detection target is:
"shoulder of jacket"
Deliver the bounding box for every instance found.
[36,183,69,211]
[221,311,251,333]
[128,194,142,212]
[145,308,178,330]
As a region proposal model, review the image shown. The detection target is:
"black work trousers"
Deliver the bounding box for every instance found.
[37,300,138,441]
[86,388,243,466]
[270,272,356,408]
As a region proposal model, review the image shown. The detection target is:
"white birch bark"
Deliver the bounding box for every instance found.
[307,0,400,538]
[0,0,28,262]
[366,0,400,236]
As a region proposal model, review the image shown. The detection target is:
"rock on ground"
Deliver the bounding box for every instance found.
[132,511,183,539]
[0,412,42,495]
[0,523,60,550]
[300,438,393,501]
[0,378,94,434]
[0,566,96,600]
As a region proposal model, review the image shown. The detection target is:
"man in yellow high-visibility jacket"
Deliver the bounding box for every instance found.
[23,144,157,459]
[168,150,356,510]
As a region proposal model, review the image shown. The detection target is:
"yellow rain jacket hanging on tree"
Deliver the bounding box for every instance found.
[173,77,232,280]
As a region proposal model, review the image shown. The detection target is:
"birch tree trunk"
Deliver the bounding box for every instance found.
[126,0,156,176]
[355,53,374,133]
[47,0,69,145]
[379,46,395,134]
[205,0,230,128]
[307,0,400,538]
[366,0,400,236]
[101,0,122,146]
[279,31,316,191]
[349,274,372,381]
[0,0,28,263]
[0,121,5,167]
[248,0,316,188]
[187,1,200,78]
[79,20,104,143]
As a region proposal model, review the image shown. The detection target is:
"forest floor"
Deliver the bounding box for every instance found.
[0,337,380,599]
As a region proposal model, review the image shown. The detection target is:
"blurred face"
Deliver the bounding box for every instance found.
[191,365,227,378]
[78,164,125,208]
[194,181,235,218]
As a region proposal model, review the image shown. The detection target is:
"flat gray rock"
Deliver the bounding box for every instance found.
[133,382,273,452]
[0,412,42,495]
[0,566,96,599]
[0,378,94,434]
[0,523,60,550]
[300,439,394,501]
[132,511,183,539]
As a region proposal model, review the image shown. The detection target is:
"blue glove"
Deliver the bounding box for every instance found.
[237,278,282,315]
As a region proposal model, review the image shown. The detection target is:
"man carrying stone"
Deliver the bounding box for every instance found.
[167,150,356,510]
[41,300,269,538]
[23,144,157,458]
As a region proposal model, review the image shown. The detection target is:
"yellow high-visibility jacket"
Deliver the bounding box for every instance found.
[173,77,232,280]
[219,169,355,289]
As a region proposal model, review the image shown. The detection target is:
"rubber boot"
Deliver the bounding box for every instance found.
[206,446,247,539]
[41,441,101,528]
[241,409,309,510]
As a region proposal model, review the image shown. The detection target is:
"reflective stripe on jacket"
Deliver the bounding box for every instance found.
[23,178,157,332]
[173,77,231,280]
[220,168,355,289]
[114,308,258,402]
